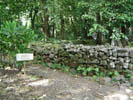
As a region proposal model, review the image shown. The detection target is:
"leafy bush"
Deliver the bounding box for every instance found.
[0,21,34,68]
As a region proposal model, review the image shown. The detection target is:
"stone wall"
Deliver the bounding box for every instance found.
[33,43,133,70]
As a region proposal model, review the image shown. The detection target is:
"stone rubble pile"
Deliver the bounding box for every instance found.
[33,44,133,70]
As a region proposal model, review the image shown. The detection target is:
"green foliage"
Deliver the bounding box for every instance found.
[77,66,100,76]
[123,69,132,79]
[41,62,120,78]
[50,63,61,69]
[50,63,69,72]
[39,57,132,81]
[0,21,34,68]
[0,21,34,55]
[1,0,133,43]
[110,28,128,40]
[107,71,119,78]
[0,0,28,23]
[77,66,121,78]
[41,62,70,73]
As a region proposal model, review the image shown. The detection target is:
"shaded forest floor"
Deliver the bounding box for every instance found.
[0,64,133,100]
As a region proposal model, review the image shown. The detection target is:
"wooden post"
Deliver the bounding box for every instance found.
[24,61,26,78]
[16,53,34,79]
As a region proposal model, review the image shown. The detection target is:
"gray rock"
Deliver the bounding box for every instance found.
[107,59,110,62]
[117,48,129,57]
[8,95,16,100]
[100,48,108,53]
[129,48,133,57]
[112,49,117,57]
[110,62,115,68]
[128,64,133,70]
[0,82,7,88]
[99,52,105,57]
[112,52,117,57]
[114,74,125,81]
[6,87,16,92]
[130,58,133,63]
[129,76,133,83]
[110,57,117,60]
[117,52,129,57]
[0,71,3,76]
[123,63,129,69]
[101,56,107,60]
[94,51,98,57]
[109,50,113,56]
[115,64,123,70]
[100,60,107,66]
[117,48,128,52]
[91,59,99,64]
[124,57,130,63]
[118,58,124,63]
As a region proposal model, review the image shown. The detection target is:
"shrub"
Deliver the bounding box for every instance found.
[0,21,34,68]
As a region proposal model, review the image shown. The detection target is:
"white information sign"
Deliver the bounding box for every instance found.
[16,53,33,61]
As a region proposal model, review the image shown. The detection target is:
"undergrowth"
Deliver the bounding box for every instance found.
[34,58,132,82]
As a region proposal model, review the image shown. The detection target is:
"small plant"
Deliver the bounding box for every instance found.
[50,63,61,69]
[61,65,70,72]
[41,62,70,73]
[123,69,132,79]
[77,66,100,76]
[77,66,87,76]
[77,66,121,79]
[107,71,119,78]
[39,58,132,82]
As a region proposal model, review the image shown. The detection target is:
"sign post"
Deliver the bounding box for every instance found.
[16,53,33,78]
[24,61,26,78]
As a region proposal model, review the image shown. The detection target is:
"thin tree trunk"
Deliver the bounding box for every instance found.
[60,17,65,39]
[121,26,128,47]
[96,12,103,45]
[30,8,38,29]
[52,23,55,38]
[42,0,50,38]
[43,9,50,38]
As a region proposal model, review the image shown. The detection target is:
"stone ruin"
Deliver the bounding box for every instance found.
[33,44,133,70]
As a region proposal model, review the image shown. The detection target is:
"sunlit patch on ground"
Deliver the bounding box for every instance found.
[27,79,54,87]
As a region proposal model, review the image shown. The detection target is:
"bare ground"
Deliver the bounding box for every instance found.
[0,64,132,100]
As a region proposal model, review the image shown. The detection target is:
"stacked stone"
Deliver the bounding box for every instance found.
[33,43,133,70]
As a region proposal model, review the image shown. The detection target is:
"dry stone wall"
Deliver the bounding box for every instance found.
[33,44,133,70]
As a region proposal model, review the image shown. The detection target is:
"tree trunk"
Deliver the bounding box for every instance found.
[30,8,38,29]
[120,26,128,47]
[96,12,103,45]
[42,8,50,38]
[41,0,50,38]
[96,32,103,45]
[52,23,55,38]
[60,17,65,39]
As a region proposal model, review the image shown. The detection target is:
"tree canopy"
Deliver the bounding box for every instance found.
[0,0,133,46]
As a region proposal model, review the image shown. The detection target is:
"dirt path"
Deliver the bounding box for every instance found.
[0,64,133,100]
